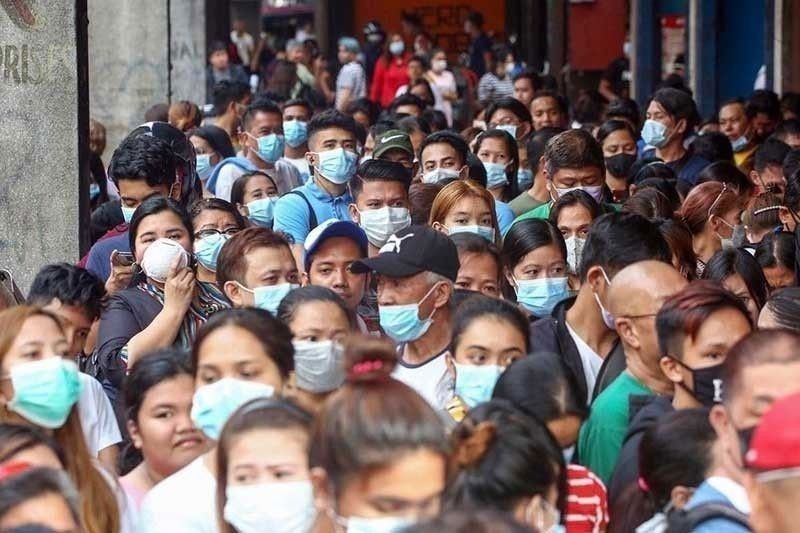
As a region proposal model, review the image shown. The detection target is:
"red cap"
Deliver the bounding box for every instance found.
[745,391,800,471]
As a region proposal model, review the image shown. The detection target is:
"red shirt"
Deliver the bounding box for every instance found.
[370,54,410,108]
[565,465,609,533]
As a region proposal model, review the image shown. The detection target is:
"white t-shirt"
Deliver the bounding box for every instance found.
[77,373,122,458]
[215,158,302,201]
[230,31,254,65]
[565,322,604,405]
[139,456,217,533]
[393,348,450,410]
[285,156,311,183]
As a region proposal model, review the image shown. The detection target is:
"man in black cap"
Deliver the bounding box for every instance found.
[351,225,459,409]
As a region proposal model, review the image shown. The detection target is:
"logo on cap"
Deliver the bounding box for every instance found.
[380,134,405,144]
[380,233,414,254]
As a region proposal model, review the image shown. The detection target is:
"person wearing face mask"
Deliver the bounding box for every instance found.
[494,353,611,533]
[310,336,448,532]
[501,219,570,320]
[477,45,515,107]
[597,120,639,203]
[216,398,315,533]
[277,286,355,413]
[641,88,710,187]
[529,212,673,407]
[418,131,470,186]
[188,125,236,195]
[96,198,231,397]
[430,180,501,247]
[281,98,313,183]
[140,308,294,532]
[577,261,688,484]
[452,233,503,298]
[370,33,411,109]
[188,199,245,284]
[0,306,133,533]
[230,170,280,228]
[274,109,360,269]
[302,220,377,334]
[549,190,602,289]
[508,127,565,216]
[678,181,743,276]
[473,130,520,228]
[351,225,459,409]
[444,295,529,422]
[216,227,300,314]
[509,129,616,227]
[426,49,457,127]
[444,401,565,533]
[205,80,252,153]
[607,282,753,506]
[348,158,413,256]
[485,96,534,146]
[719,98,758,172]
[206,97,301,202]
[120,349,210,507]
[702,248,769,325]
[680,329,800,532]
[372,128,417,175]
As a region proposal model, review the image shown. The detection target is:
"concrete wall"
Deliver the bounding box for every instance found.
[0,0,88,289]
[88,0,206,153]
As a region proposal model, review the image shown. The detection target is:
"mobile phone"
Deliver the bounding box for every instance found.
[112,252,136,267]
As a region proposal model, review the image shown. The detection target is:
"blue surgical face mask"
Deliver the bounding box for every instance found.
[284,120,308,148]
[193,233,228,272]
[196,153,213,180]
[484,161,509,189]
[7,358,82,429]
[314,147,358,184]
[251,133,285,163]
[641,119,669,148]
[731,135,748,153]
[378,284,438,343]
[238,282,299,315]
[454,362,503,408]
[592,267,616,329]
[121,203,136,224]
[247,197,278,227]
[448,224,495,243]
[190,378,275,440]
[517,168,533,190]
[496,123,518,139]
[514,277,569,317]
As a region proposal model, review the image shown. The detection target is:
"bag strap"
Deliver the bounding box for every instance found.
[666,502,751,533]
[286,190,318,231]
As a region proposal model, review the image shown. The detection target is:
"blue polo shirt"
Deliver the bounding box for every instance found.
[273,180,353,245]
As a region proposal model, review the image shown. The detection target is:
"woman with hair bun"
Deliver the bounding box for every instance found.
[310,335,448,532]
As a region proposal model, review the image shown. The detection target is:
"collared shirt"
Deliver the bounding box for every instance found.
[705,476,751,513]
[566,321,604,403]
[273,179,354,244]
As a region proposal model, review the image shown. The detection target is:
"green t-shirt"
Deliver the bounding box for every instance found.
[508,191,546,217]
[577,371,652,483]
[505,201,622,236]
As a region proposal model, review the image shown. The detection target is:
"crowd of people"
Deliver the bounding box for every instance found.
[3,8,800,533]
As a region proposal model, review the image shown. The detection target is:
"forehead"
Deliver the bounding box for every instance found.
[193,208,237,228]
[250,110,282,126]
[137,211,185,234]
[243,245,294,271]
[310,126,356,146]
[603,129,635,144]
[647,100,669,115]
[489,108,521,123]
[283,105,310,118]
[360,179,408,198]
[532,96,558,110]
[421,142,461,163]
[311,236,364,262]
[720,103,745,117]
[551,166,603,181]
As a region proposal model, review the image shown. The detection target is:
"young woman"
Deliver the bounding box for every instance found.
[444,400,564,532]
[0,306,127,533]
[429,179,501,246]
[654,218,698,281]
[230,171,280,228]
[445,295,530,422]
[473,129,520,205]
[501,219,570,319]
[370,33,410,109]
[596,119,638,202]
[451,233,503,298]
[426,49,457,127]
[310,335,448,531]
[548,190,602,277]
[755,231,797,289]
[188,199,245,283]
[493,353,609,533]
[216,398,314,533]
[95,197,230,393]
[743,192,783,245]
[703,248,770,324]
[607,409,715,533]
[189,126,236,186]
[139,308,294,532]
[276,286,356,414]
[121,348,209,507]
[678,181,742,276]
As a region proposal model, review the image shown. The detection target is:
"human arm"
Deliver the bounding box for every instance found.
[336,88,353,112]
[598,78,618,102]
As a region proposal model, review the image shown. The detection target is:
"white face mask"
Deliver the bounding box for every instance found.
[555,184,604,204]
[224,480,315,533]
[421,167,461,185]
[292,340,345,394]
[140,238,189,283]
[357,206,412,247]
[564,235,586,274]
[432,59,447,72]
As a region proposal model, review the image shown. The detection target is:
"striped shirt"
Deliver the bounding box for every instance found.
[566,465,609,533]
[477,73,514,106]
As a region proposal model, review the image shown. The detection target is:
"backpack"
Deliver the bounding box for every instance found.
[665,502,751,533]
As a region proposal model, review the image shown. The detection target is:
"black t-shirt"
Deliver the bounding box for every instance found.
[602,56,630,98]
[469,33,493,76]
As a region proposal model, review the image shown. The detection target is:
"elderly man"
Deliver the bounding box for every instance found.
[352,225,459,408]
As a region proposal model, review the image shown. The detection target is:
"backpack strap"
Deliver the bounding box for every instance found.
[665,502,751,533]
[286,190,318,231]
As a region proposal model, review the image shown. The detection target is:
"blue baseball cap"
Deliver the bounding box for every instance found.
[303,220,368,271]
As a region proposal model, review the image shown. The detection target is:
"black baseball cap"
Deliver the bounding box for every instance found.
[350,225,460,281]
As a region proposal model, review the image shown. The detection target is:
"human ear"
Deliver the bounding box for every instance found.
[224,281,244,307]
[659,356,683,384]
[127,420,143,449]
[670,485,694,510]
[310,467,333,512]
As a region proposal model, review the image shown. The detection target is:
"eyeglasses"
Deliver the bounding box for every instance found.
[194,227,241,239]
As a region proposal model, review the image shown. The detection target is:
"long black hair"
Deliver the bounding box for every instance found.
[473,129,520,203]
[501,219,566,300]
[702,248,769,312]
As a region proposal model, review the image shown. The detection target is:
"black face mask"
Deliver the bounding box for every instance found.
[736,425,756,460]
[672,358,725,407]
[605,153,637,179]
